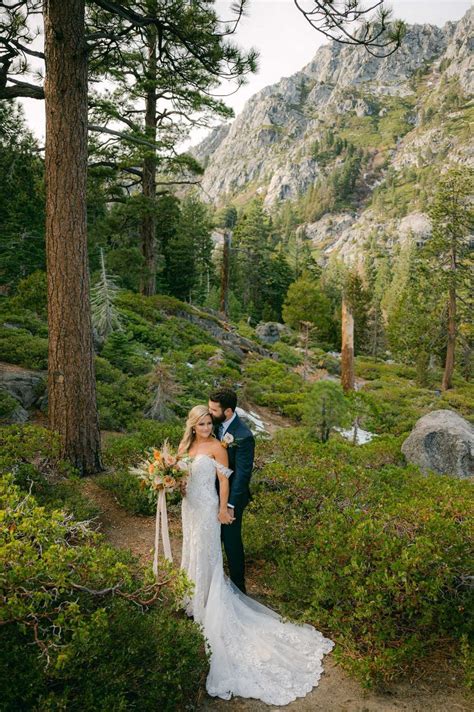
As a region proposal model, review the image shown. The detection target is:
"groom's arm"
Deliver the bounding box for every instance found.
[227,434,255,511]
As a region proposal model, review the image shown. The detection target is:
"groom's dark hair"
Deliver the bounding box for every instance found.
[209,387,237,412]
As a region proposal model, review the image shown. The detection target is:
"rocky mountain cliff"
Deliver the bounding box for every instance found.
[192,8,473,262]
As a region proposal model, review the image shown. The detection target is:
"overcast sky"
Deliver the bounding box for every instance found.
[19,1,472,144]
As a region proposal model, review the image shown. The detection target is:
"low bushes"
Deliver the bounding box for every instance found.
[98,420,184,514]
[271,341,303,366]
[0,424,98,520]
[1,473,208,711]
[244,357,307,418]
[0,325,48,370]
[245,429,473,687]
[95,356,164,432]
[0,390,19,422]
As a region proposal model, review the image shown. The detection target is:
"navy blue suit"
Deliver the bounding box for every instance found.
[216,413,255,593]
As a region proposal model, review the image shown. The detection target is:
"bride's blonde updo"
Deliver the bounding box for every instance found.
[178,404,213,455]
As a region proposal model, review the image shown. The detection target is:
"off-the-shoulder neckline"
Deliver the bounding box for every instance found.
[187,453,231,471]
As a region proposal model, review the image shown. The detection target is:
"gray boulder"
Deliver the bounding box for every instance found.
[255,322,290,345]
[0,364,46,408]
[402,409,474,479]
[9,403,29,423]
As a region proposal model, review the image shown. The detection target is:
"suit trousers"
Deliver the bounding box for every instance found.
[221,505,246,594]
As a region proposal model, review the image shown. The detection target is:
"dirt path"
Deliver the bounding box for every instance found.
[81,478,471,712]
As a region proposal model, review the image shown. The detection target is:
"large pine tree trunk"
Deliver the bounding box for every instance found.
[44,0,102,474]
[341,296,355,392]
[140,25,157,296]
[442,286,456,390]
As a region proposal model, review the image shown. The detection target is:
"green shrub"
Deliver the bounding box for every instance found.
[101,331,153,375]
[0,325,48,369]
[236,319,258,341]
[0,424,98,520]
[154,316,216,352]
[97,466,156,515]
[440,385,474,423]
[314,352,341,375]
[271,341,302,366]
[116,290,166,323]
[363,379,439,435]
[0,302,48,337]
[0,390,19,422]
[99,420,184,514]
[244,357,307,419]
[187,343,218,362]
[245,429,473,687]
[355,357,417,382]
[9,270,47,318]
[97,374,149,431]
[1,473,208,711]
[302,380,351,441]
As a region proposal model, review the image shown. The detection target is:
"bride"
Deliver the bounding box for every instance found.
[177,404,334,706]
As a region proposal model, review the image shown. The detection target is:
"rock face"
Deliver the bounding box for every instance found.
[174,309,270,360]
[401,409,474,478]
[255,322,290,345]
[0,362,47,424]
[0,363,46,408]
[191,8,473,264]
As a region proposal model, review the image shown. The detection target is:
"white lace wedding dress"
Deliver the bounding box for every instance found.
[180,454,334,706]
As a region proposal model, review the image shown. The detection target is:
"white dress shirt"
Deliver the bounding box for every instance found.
[220,411,237,508]
[220,411,237,437]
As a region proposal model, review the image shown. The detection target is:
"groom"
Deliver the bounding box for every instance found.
[208,387,255,595]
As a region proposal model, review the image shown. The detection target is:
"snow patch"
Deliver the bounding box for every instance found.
[335,426,377,445]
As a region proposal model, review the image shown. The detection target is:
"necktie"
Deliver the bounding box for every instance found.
[218,423,224,440]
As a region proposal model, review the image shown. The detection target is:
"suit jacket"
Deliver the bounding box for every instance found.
[216,413,255,511]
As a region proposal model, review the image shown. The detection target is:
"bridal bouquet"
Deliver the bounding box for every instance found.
[130,440,188,579]
[130,440,187,498]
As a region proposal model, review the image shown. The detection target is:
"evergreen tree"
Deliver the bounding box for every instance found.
[283,274,335,346]
[426,167,473,390]
[164,195,213,303]
[232,198,273,320]
[303,381,351,443]
[363,232,391,358]
[87,0,257,295]
[344,270,371,355]
[0,101,45,289]
[146,363,180,422]
[262,251,294,321]
[385,243,443,383]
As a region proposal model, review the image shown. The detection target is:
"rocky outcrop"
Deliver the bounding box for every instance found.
[0,362,46,424]
[191,8,473,264]
[0,362,46,408]
[401,409,474,478]
[255,322,291,345]
[175,310,270,360]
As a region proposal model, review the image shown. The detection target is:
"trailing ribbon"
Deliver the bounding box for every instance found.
[153,489,172,578]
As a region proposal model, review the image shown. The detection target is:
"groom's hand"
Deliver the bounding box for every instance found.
[218,509,234,524]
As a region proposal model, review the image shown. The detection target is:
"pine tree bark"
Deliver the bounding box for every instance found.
[44,0,102,474]
[140,25,157,296]
[341,296,355,392]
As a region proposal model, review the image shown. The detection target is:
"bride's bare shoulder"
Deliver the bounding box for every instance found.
[210,439,227,456]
